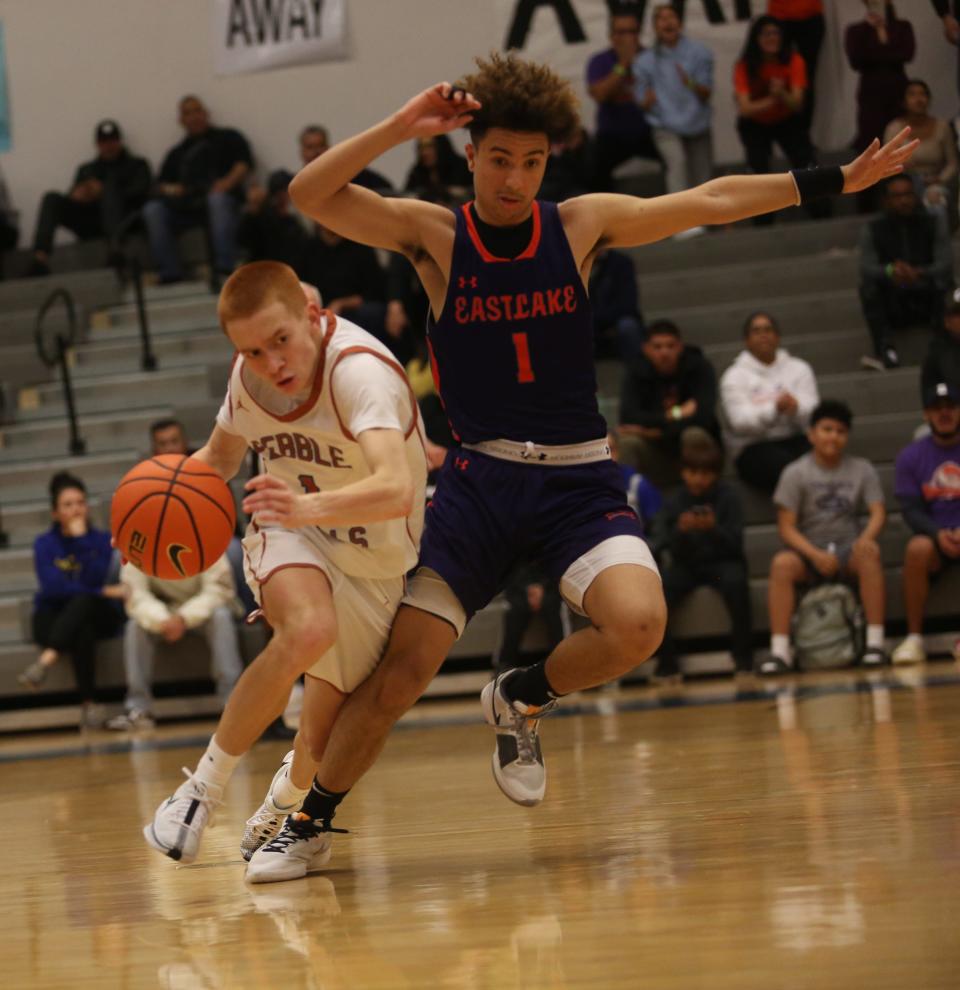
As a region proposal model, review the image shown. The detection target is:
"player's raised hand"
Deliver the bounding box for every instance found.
[394,83,481,139]
[841,127,918,194]
[243,474,310,528]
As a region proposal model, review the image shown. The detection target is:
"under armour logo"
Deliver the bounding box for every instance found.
[458,275,478,289]
[454,456,470,471]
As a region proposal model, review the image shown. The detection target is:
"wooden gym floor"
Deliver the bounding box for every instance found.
[2,666,959,989]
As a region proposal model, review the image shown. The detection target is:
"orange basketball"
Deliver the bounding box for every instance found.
[110,454,237,579]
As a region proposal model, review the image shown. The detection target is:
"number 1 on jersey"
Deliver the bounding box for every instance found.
[512,332,535,384]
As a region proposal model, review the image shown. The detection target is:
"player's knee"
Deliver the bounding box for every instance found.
[602,599,667,673]
[273,617,337,675]
[369,649,438,720]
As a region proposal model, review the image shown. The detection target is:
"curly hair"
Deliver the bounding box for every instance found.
[456,52,580,144]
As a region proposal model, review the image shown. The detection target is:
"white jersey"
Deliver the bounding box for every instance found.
[216,313,426,580]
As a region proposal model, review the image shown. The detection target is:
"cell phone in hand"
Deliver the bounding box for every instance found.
[866,0,884,16]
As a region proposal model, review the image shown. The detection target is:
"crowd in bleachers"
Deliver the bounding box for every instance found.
[5,1,960,726]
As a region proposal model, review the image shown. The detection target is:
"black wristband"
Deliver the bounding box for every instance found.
[790,165,844,203]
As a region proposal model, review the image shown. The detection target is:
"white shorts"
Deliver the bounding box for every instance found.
[242,527,403,693]
[402,535,660,638]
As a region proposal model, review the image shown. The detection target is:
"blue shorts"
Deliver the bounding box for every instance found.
[418,450,646,621]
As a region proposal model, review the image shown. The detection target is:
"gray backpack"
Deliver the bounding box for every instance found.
[791,583,864,670]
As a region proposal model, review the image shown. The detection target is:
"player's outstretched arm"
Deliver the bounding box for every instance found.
[566,128,918,250]
[242,428,414,529]
[192,425,249,483]
[289,83,479,254]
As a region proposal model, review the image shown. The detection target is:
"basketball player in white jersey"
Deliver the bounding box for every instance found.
[144,261,426,878]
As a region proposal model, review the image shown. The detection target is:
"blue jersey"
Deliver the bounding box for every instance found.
[427,200,607,445]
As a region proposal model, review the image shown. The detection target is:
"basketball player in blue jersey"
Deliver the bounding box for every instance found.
[240,53,915,866]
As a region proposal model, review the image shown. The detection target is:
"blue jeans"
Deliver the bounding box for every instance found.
[142,191,240,281]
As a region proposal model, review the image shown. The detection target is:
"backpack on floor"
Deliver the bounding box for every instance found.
[791,583,864,670]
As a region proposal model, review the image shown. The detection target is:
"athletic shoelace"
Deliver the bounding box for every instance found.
[167,768,222,831]
[504,697,558,765]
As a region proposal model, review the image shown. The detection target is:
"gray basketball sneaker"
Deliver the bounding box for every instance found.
[480,672,558,807]
[240,750,299,862]
[143,769,222,864]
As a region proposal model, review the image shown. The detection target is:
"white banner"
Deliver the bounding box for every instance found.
[212,0,349,76]
[492,0,955,164]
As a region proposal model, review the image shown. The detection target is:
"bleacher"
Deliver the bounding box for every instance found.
[0,213,957,730]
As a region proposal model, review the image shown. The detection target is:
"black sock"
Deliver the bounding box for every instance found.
[502,661,559,708]
[300,778,349,823]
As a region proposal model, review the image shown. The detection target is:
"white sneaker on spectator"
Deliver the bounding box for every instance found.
[240,750,298,862]
[143,769,222,864]
[891,637,926,665]
[105,709,155,731]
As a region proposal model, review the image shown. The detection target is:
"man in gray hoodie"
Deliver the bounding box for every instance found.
[720,310,820,493]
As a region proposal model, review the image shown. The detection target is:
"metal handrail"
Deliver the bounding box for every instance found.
[110,209,157,371]
[34,287,85,456]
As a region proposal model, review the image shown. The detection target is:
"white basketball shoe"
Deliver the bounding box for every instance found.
[245,813,345,884]
[143,768,222,864]
[240,750,299,862]
[481,671,557,807]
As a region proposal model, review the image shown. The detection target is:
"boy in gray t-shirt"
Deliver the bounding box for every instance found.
[762,400,887,674]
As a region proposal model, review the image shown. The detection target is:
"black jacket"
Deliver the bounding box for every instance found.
[157,126,253,204]
[651,481,745,567]
[74,150,152,210]
[922,333,960,397]
[619,343,720,442]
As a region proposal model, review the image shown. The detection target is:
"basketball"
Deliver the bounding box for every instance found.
[110,454,237,580]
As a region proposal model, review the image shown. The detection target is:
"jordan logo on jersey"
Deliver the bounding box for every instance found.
[453,284,578,325]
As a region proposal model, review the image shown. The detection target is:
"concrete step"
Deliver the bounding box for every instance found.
[94,293,217,331]
[630,215,864,275]
[0,448,137,502]
[0,406,170,458]
[0,548,37,595]
[71,330,232,378]
[0,595,29,644]
[0,492,110,549]
[0,268,121,314]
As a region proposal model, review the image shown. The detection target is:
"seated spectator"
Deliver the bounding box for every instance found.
[106,555,243,730]
[385,252,430,365]
[150,416,192,456]
[27,120,151,277]
[540,126,596,202]
[764,400,887,674]
[633,4,714,218]
[589,247,644,361]
[0,164,19,279]
[300,224,386,336]
[883,79,959,221]
[891,381,960,664]
[922,297,960,397]
[858,174,952,369]
[18,472,125,727]
[585,8,658,192]
[618,319,722,489]
[404,134,470,202]
[720,310,819,493]
[844,2,915,155]
[300,124,393,192]
[651,444,752,678]
[405,338,453,476]
[237,168,307,269]
[494,561,565,677]
[734,17,825,222]
[608,429,661,536]
[143,96,252,284]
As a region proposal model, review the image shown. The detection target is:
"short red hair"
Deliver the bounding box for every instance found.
[218,261,307,333]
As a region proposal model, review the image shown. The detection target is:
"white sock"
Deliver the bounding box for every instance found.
[271,767,312,812]
[866,625,885,650]
[904,632,924,645]
[771,634,791,663]
[193,736,242,793]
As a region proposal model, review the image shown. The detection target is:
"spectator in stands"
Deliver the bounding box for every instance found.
[300,224,387,336]
[844,3,915,155]
[608,429,662,537]
[404,134,470,202]
[720,310,819,494]
[143,96,253,284]
[585,7,658,192]
[858,174,952,370]
[618,319,722,489]
[540,126,597,202]
[0,164,18,279]
[922,297,960,397]
[891,380,960,664]
[633,3,714,227]
[767,0,825,131]
[883,80,959,221]
[150,417,192,456]
[495,561,564,677]
[27,121,151,277]
[237,168,306,269]
[300,124,393,192]
[385,253,429,365]
[764,400,887,675]
[930,2,959,100]
[651,444,752,679]
[405,337,453,475]
[589,247,644,361]
[734,17,825,222]
[105,556,243,730]
[18,472,125,727]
